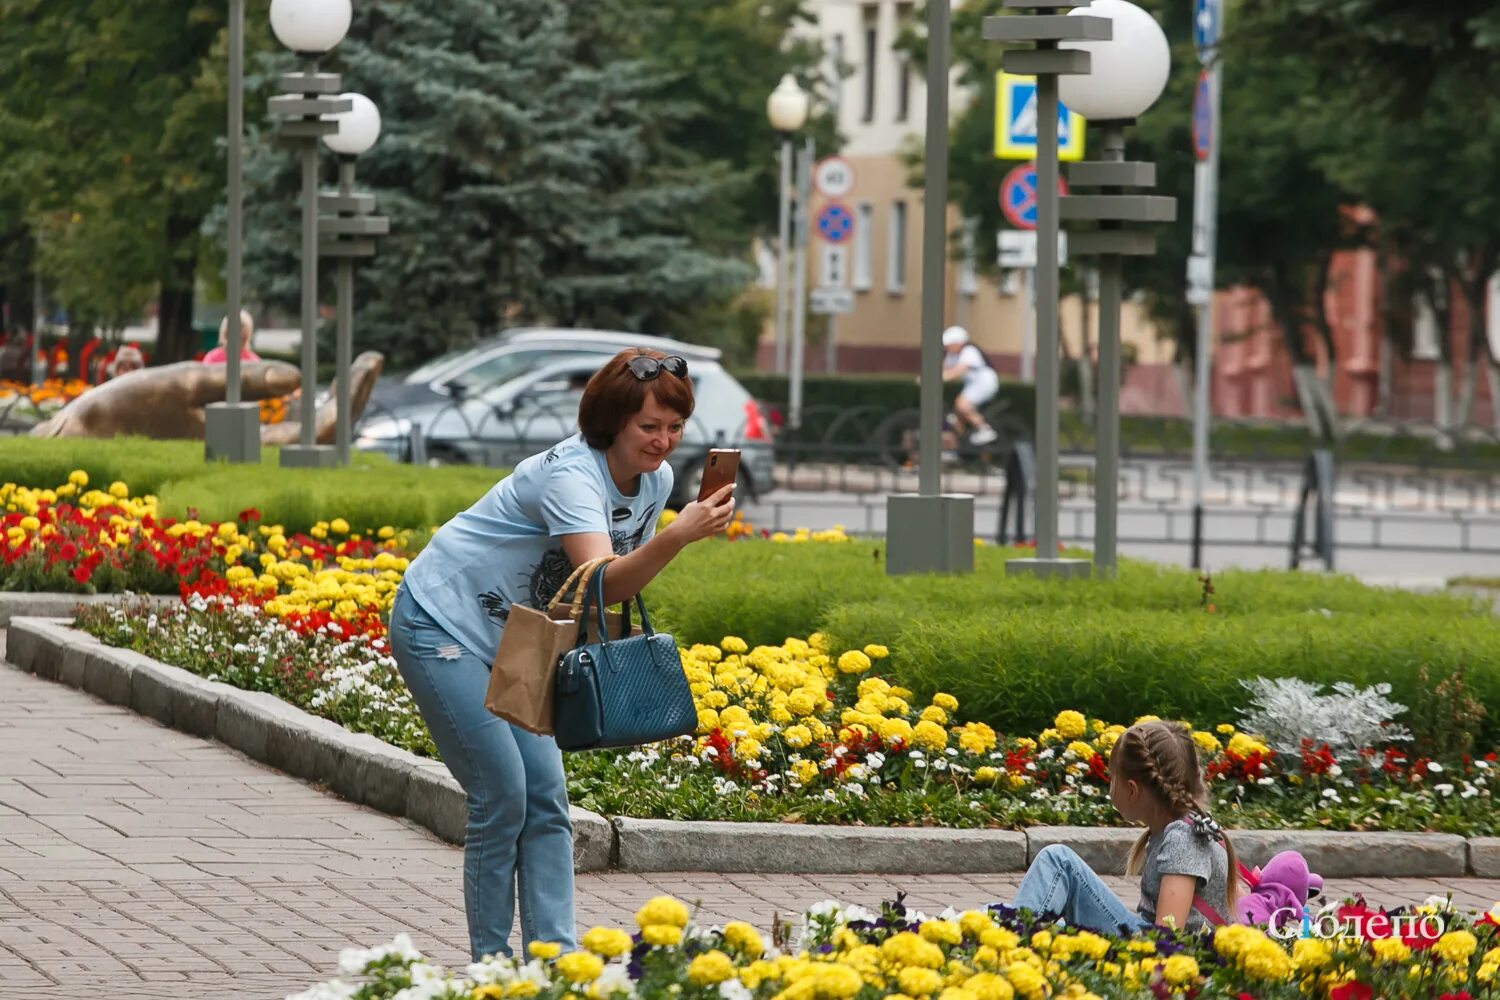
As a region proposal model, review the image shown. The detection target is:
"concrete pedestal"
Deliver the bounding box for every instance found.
[203,403,261,464]
[885,494,975,575]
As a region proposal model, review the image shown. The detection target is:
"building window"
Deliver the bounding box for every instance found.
[854,201,874,291]
[827,34,845,121]
[862,5,878,123]
[896,4,913,122]
[888,200,907,294]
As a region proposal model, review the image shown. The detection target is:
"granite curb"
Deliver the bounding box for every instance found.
[3,617,1485,878]
[0,591,178,628]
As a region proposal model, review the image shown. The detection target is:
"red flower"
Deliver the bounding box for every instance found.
[237,507,262,523]
[70,565,91,585]
[1330,983,1372,1000]
[1439,992,1473,1000]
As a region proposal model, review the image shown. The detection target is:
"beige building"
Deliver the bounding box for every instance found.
[764,0,1172,381]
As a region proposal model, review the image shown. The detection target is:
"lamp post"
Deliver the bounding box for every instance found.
[1056,0,1174,577]
[267,0,352,469]
[885,0,975,576]
[319,92,389,466]
[767,75,809,377]
[205,0,261,464]
[986,0,1110,581]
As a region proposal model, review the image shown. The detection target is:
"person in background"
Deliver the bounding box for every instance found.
[104,344,146,380]
[941,325,1000,446]
[203,309,261,364]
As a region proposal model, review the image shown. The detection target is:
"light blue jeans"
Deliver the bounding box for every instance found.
[389,586,576,961]
[1012,845,1150,934]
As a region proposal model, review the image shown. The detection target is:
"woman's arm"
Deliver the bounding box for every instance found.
[560,484,734,604]
[1155,874,1198,930]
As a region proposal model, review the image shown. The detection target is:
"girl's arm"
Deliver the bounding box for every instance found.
[1154,874,1197,930]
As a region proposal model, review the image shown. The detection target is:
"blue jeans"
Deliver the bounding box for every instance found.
[388,586,576,961]
[1012,845,1150,934]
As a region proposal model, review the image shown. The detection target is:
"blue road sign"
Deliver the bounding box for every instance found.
[1192,71,1212,161]
[995,72,1084,161]
[815,202,854,244]
[999,163,1068,231]
[1194,0,1219,63]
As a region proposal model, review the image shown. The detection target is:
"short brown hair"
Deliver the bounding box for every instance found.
[577,348,695,449]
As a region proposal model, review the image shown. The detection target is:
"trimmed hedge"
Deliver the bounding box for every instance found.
[2,437,503,535]
[647,541,1500,746]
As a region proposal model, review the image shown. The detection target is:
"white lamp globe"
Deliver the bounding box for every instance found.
[269,0,352,54]
[324,93,382,156]
[1058,0,1171,121]
[766,74,810,133]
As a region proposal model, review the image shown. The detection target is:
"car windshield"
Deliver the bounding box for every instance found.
[445,349,569,395]
[405,343,485,383]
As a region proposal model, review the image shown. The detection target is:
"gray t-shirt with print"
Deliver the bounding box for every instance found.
[1136,817,1230,929]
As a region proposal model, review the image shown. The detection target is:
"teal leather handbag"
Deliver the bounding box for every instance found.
[552,563,697,752]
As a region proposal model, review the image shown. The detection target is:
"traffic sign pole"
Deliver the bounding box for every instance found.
[775,139,792,375]
[789,136,814,430]
[1190,0,1222,569]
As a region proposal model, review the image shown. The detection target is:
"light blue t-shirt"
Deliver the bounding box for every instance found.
[401,433,673,661]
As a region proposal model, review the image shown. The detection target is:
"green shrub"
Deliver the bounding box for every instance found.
[647,541,1500,746]
[1,437,213,494]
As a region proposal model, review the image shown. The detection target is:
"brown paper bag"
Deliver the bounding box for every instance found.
[485,555,641,734]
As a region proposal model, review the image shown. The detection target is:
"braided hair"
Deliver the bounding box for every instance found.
[1110,719,1242,908]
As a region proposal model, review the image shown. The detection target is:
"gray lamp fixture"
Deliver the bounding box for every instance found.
[766,74,809,378]
[319,92,390,466]
[1057,0,1176,577]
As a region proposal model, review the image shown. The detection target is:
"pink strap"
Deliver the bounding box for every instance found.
[1193,895,1227,926]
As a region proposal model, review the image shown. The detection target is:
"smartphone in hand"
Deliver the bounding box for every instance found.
[697,448,741,503]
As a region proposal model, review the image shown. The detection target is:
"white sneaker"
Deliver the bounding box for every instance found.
[970,426,998,445]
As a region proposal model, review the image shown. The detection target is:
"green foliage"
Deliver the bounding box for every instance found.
[647,541,1500,747]
[1,436,502,535]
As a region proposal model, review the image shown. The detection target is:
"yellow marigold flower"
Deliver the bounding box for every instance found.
[1216,723,1236,735]
[471,985,505,999]
[791,760,820,785]
[107,480,129,498]
[580,926,632,958]
[1292,938,1331,972]
[1037,728,1061,745]
[879,718,915,745]
[1054,710,1087,739]
[920,705,948,725]
[787,690,820,716]
[640,923,682,947]
[932,692,958,712]
[816,964,864,999]
[957,911,995,940]
[736,737,763,760]
[329,517,350,534]
[554,951,604,983]
[722,921,764,958]
[837,650,872,674]
[1433,930,1478,965]
[505,982,539,998]
[961,973,1014,1000]
[1161,954,1199,986]
[1133,714,1160,725]
[68,470,88,487]
[881,932,946,970]
[18,515,40,532]
[1004,962,1047,1000]
[1227,733,1270,758]
[687,949,735,986]
[912,720,948,752]
[702,690,729,710]
[1192,731,1222,755]
[1241,942,1293,980]
[721,636,748,654]
[974,766,1000,785]
[527,941,562,960]
[635,895,689,928]
[920,920,963,946]
[863,643,890,659]
[1066,741,1096,760]
[696,709,720,735]
[783,725,813,749]
[898,967,943,996]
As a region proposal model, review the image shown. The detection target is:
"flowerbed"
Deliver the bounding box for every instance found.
[293,892,1500,1000]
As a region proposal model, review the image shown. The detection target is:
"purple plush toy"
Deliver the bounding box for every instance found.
[1236,851,1324,930]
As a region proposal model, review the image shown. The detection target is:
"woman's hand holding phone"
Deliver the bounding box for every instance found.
[670,484,735,543]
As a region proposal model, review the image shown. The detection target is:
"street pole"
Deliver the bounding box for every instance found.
[775,138,792,375]
[30,230,44,386]
[788,137,813,429]
[204,0,261,464]
[1093,124,1126,576]
[1021,269,1035,382]
[825,312,838,372]
[1190,5,1223,570]
[334,160,355,465]
[1034,71,1062,560]
[885,0,975,576]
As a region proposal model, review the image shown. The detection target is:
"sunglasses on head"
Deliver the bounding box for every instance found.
[626,355,689,381]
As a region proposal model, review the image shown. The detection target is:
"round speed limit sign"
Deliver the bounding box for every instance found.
[813,156,856,199]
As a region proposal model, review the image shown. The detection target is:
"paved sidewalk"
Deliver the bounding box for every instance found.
[3,643,1500,1000]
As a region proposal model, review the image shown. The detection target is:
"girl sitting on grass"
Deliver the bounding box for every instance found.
[1010,719,1243,933]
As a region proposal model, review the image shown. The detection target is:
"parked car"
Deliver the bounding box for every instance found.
[356,331,774,506]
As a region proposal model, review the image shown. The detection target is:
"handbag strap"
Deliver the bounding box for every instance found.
[546,555,617,616]
[1192,894,1228,926]
[577,562,655,655]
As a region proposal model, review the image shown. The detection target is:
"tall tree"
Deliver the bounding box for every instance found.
[0,0,242,364]
[240,0,767,368]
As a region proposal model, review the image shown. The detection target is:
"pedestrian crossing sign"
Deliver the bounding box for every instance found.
[995,72,1086,161]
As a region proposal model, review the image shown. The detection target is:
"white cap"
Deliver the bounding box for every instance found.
[942,326,969,348]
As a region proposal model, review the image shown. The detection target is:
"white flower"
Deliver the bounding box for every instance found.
[286,982,357,1000]
[1434,783,1455,796]
[1321,788,1340,801]
[1327,764,1342,778]
[1428,761,1444,773]
[1476,759,1491,770]
[1257,777,1276,786]
[595,963,637,998]
[865,752,886,771]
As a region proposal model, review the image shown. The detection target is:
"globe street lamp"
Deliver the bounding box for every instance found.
[1057,0,1175,576]
[319,92,389,466]
[267,0,352,468]
[766,75,809,377]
